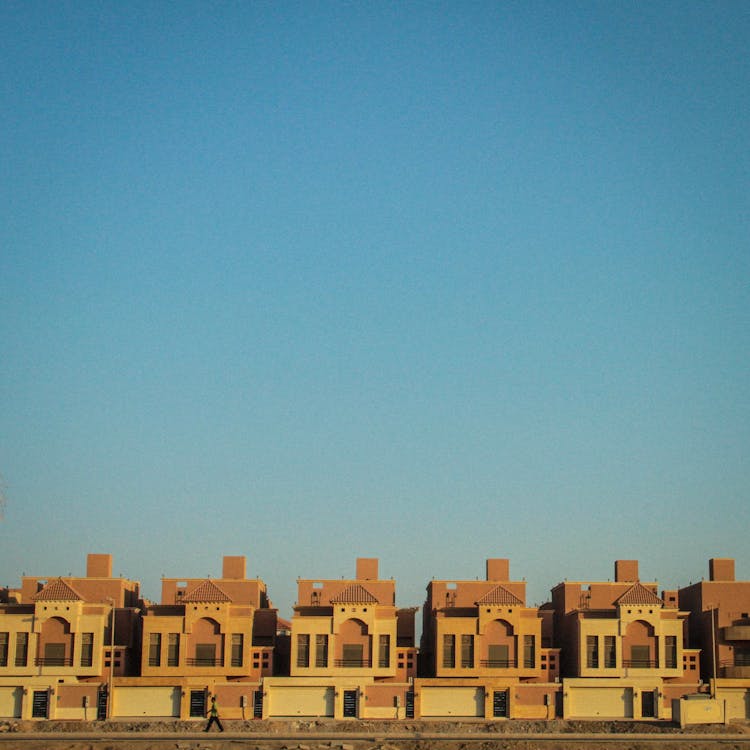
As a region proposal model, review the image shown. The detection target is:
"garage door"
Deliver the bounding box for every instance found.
[0,687,22,718]
[568,687,633,718]
[722,689,750,720]
[113,687,181,717]
[267,686,334,717]
[421,687,484,717]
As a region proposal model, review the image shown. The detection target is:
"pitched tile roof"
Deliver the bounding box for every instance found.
[31,577,83,602]
[476,584,524,606]
[330,584,378,604]
[616,582,663,607]
[182,580,232,603]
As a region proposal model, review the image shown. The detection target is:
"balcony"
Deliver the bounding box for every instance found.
[723,626,750,641]
[334,658,372,668]
[623,659,658,669]
[35,657,73,667]
[480,659,518,668]
[186,657,224,667]
[721,658,750,679]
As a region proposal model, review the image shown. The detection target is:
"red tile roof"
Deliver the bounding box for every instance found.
[330,584,378,604]
[616,582,663,607]
[182,580,232,603]
[476,584,524,606]
[31,577,83,602]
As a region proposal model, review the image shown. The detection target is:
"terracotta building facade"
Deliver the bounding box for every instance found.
[0,554,140,720]
[679,558,750,719]
[1,552,749,722]
[418,559,560,719]
[263,558,417,719]
[550,560,700,721]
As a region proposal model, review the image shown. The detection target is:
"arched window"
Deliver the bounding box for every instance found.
[482,619,516,668]
[39,617,73,666]
[623,620,657,668]
[189,618,224,667]
[337,618,370,667]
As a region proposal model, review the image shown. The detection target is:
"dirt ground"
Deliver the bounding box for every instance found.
[1,718,750,750]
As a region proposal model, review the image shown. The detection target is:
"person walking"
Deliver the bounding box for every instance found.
[204,696,224,732]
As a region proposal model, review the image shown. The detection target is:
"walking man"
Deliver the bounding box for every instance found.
[204,696,224,732]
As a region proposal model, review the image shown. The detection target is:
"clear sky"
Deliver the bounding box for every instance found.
[1,3,748,619]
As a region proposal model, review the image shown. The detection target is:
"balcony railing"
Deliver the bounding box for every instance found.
[720,659,750,678]
[35,657,73,667]
[480,659,517,668]
[623,659,658,668]
[186,658,224,667]
[723,626,750,641]
[334,658,372,668]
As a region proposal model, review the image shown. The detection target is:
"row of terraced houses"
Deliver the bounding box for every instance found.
[1,554,749,723]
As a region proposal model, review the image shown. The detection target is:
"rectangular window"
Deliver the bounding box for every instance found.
[0,633,8,667]
[378,634,390,668]
[488,643,510,667]
[231,634,243,667]
[80,633,94,667]
[168,633,180,667]
[586,635,599,668]
[523,635,535,668]
[461,634,474,668]
[665,636,677,669]
[45,643,66,666]
[342,643,364,666]
[604,636,616,668]
[149,633,161,667]
[631,644,650,667]
[315,634,328,667]
[195,643,216,666]
[15,632,29,667]
[442,634,455,668]
[297,634,309,668]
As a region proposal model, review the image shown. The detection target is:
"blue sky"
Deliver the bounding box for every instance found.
[1,2,748,617]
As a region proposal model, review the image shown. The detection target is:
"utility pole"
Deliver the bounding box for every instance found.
[710,605,717,698]
[107,598,116,718]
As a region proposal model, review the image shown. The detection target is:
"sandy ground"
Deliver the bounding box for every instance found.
[2,719,750,750]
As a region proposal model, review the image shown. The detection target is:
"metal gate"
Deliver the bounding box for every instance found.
[641,690,655,718]
[343,690,357,718]
[493,690,508,718]
[190,690,206,718]
[32,690,49,719]
[97,690,108,720]
[405,690,415,719]
[253,690,263,719]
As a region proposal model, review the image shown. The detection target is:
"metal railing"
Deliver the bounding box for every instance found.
[623,659,658,668]
[186,657,224,667]
[480,659,517,668]
[35,657,73,667]
[722,656,750,667]
[334,658,372,668]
